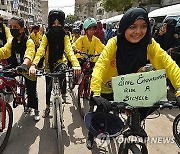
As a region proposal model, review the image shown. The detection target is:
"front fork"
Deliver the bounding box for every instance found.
[79,75,91,98]
[0,97,6,132]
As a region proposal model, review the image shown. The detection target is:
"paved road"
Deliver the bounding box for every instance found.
[2,77,180,154]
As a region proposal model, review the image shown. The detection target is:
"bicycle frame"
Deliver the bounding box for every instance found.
[78,53,97,96]
[51,76,64,129]
[79,74,91,98]
[0,76,27,108]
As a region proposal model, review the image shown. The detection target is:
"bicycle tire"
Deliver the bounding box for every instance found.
[68,77,75,91]
[52,96,57,129]
[173,113,180,147]
[77,77,90,119]
[0,103,13,153]
[55,97,64,154]
[118,142,148,154]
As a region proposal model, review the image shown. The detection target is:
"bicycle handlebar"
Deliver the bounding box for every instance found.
[36,68,73,77]
[0,68,18,76]
[110,100,178,111]
[75,50,100,57]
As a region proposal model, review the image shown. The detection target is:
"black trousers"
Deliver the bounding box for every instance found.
[25,77,38,110]
[45,73,66,106]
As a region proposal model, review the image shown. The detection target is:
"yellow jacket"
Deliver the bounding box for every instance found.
[0,38,35,62]
[32,34,80,72]
[4,26,12,42]
[0,38,36,80]
[29,31,42,44]
[71,36,80,44]
[72,35,105,62]
[91,37,180,97]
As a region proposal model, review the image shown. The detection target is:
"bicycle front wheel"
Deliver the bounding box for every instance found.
[68,76,75,91]
[55,97,64,154]
[119,142,148,154]
[173,113,180,147]
[77,77,90,119]
[0,103,13,153]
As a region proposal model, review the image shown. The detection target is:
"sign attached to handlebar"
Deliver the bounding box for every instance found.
[112,69,167,107]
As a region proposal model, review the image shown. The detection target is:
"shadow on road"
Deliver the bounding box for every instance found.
[67,105,86,144]
[3,113,40,154]
[38,117,58,154]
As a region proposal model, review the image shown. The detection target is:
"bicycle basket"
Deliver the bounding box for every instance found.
[84,112,124,138]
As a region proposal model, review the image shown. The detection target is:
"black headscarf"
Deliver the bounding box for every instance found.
[116,7,152,75]
[46,10,65,72]
[7,33,28,68]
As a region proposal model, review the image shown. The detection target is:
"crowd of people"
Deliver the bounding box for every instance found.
[0,6,180,150]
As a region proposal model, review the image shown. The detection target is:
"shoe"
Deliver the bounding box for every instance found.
[24,107,32,114]
[34,110,40,121]
[42,108,50,118]
[86,136,94,150]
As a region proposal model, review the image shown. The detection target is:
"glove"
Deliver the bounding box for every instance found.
[16,64,28,73]
[92,96,111,112]
[176,97,180,108]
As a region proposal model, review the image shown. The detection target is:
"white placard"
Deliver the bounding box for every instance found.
[112,69,167,107]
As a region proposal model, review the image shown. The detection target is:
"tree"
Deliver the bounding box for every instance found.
[102,0,162,12]
[65,15,80,24]
[102,0,134,12]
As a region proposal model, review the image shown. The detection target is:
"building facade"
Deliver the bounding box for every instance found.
[75,0,96,21]
[0,0,46,24]
[41,0,48,25]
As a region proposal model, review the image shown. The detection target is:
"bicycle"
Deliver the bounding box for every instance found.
[36,67,72,154]
[0,67,27,153]
[66,68,76,91]
[84,100,178,154]
[76,51,100,119]
[173,112,180,148]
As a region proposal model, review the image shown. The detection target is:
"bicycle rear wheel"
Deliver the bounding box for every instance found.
[55,97,64,154]
[173,113,180,147]
[0,103,13,153]
[119,141,148,154]
[77,77,90,119]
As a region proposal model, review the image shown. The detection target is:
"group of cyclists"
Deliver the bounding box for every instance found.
[0,6,180,151]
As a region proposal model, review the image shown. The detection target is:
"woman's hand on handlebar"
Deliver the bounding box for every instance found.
[73,66,81,75]
[90,95,111,112]
[29,64,37,76]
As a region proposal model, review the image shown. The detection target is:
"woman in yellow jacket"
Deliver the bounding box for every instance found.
[71,27,81,44]
[72,17,105,66]
[0,16,39,121]
[87,7,180,149]
[29,25,42,49]
[0,16,12,48]
[29,10,81,117]
[29,25,44,68]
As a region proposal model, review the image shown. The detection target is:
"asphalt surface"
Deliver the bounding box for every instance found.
[2,77,180,154]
